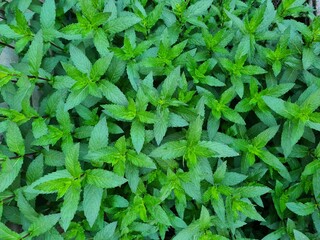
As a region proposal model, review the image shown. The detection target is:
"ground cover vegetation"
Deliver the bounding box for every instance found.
[0,0,320,239]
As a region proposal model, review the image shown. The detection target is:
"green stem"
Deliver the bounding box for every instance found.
[50,41,64,51]
[0,41,14,49]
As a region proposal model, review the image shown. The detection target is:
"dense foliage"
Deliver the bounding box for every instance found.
[0,0,320,239]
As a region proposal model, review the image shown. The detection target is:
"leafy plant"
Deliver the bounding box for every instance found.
[0,0,320,239]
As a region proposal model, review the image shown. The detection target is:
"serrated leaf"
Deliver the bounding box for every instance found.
[0,24,21,39]
[127,150,156,169]
[16,190,39,222]
[32,117,48,139]
[293,229,310,240]
[286,202,316,216]
[83,184,103,227]
[86,169,127,188]
[6,121,25,156]
[27,170,73,194]
[184,0,213,18]
[70,45,92,74]
[235,200,265,221]
[150,140,187,160]
[105,15,141,34]
[221,172,247,186]
[94,28,110,56]
[94,222,117,240]
[262,96,292,119]
[281,120,305,157]
[100,81,128,105]
[237,186,271,198]
[130,119,145,153]
[26,154,44,184]
[0,158,23,193]
[213,161,227,183]
[160,67,180,99]
[197,141,239,158]
[89,117,109,151]
[29,214,60,237]
[61,180,81,231]
[102,104,134,121]
[64,143,82,178]
[0,222,21,240]
[252,125,279,148]
[64,86,89,111]
[302,47,315,70]
[258,150,291,181]
[26,31,43,74]
[154,109,169,145]
[40,0,56,29]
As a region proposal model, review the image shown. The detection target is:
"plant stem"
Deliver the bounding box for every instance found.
[50,41,64,51]
[0,41,14,49]
[10,152,38,160]
[27,75,51,81]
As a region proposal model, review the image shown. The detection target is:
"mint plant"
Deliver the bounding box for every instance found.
[0,0,320,239]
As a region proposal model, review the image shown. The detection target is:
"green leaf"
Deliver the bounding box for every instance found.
[27,170,73,194]
[105,14,141,34]
[236,186,271,198]
[127,150,156,169]
[32,126,64,146]
[100,81,128,105]
[242,65,267,75]
[103,104,134,121]
[150,140,187,160]
[64,86,89,111]
[286,202,316,216]
[221,172,247,186]
[0,158,23,192]
[0,24,21,39]
[94,222,117,240]
[6,121,25,156]
[61,180,81,231]
[261,227,286,240]
[29,214,60,237]
[70,45,92,74]
[184,0,213,18]
[89,117,109,151]
[302,47,315,70]
[90,54,113,80]
[94,28,110,56]
[258,150,291,181]
[262,96,292,119]
[160,67,180,99]
[0,222,21,240]
[83,184,103,227]
[16,190,39,222]
[32,117,48,139]
[130,119,145,153]
[26,154,44,184]
[64,143,83,178]
[235,200,265,221]
[281,120,305,157]
[40,0,56,29]
[313,170,320,203]
[213,161,227,183]
[252,125,279,148]
[154,109,169,145]
[293,229,310,240]
[27,31,43,73]
[86,169,127,188]
[196,141,239,158]
[187,116,203,144]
